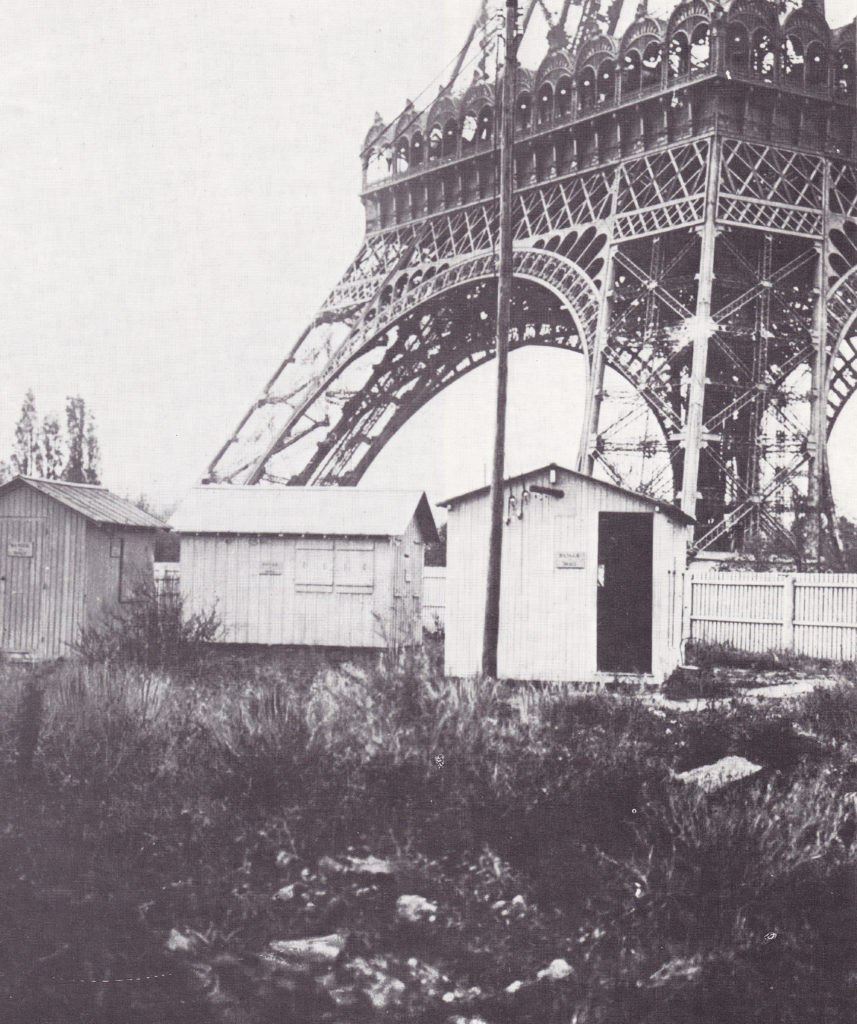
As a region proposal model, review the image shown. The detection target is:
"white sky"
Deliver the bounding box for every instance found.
[2,0,857,518]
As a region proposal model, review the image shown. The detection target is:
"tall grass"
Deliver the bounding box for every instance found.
[1,653,856,1022]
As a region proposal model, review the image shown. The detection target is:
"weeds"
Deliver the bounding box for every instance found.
[1,653,857,1022]
[73,586,221,669]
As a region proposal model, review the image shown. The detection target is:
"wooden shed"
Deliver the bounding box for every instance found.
[0,477,164,660]
[170,486,438,648]
[441,464,693,683]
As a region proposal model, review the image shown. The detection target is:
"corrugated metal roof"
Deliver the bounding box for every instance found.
[439,463,695,525]
[0,477,166,529]
[169,486,439,541]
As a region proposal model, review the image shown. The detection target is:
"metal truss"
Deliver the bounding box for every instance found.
[205,115,857,555]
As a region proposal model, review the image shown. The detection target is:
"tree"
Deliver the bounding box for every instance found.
[62,396,101,484]
[40,414,65,480]
[11,390,43,477]
[424,521,447,567]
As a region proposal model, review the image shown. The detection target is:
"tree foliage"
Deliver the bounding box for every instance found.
[62,395,101,484]
[11,389,43,478]
[5,390,101,484]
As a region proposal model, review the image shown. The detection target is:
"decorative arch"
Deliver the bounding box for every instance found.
[596,57,617,104]
[578,65,597,110]
[620,15,665,91]
[555,75,573,117]
[242,250,606,485]
[537,81,554,125]
[782,34,806,85]
[668,31,690,80]
[727,22,750,72]
[623,49,642,93]
[516,90,533,131]
[806,39,828,89]
[535,47,574,93]
[410,130,425,167]
[442,118,459,158]
[725,0,778,74]
[666,0,712,40]
[751,27,776,81]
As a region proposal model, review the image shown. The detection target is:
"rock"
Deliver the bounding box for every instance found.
[537,958,574,982]
[347,956,407,1010]
[673,755,763,794]
[267,933,346,966]
[442,986,482,1004]
[166,928,196,953]
[645,955,704,988]
[396,894,438,923]
[275,851,302,872]
[272,883,304,902]
[319,854,396,881]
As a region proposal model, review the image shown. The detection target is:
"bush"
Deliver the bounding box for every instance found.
[74,587,221,669]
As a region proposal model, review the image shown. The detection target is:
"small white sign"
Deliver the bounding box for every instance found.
[260,561,283,576]
[556,551,585,569]
[8,541,33,558]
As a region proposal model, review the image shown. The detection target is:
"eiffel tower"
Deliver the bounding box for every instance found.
[204,0,857,556]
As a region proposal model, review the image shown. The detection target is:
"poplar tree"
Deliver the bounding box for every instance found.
[62,396,101,485]
[11,390,43,477]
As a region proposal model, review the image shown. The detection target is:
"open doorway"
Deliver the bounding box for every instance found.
[597,512,653,673]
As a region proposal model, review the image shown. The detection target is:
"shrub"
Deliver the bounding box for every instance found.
[662,664,732,700]
[74,587,221,669]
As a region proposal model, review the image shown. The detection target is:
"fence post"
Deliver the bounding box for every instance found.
[681,572,692,659]
[782,574,796,649]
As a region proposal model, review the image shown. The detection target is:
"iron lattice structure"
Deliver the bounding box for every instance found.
[205,0,857,555]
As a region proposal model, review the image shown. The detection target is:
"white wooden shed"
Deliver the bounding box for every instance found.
[0,477,164,660]
[170,486,438,648]
[441,464,693,683]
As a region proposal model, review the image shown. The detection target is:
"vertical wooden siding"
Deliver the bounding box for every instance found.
[0,485,86,658]
[688,573,857,660]
[444,468,688,682]
[180,526,425,647]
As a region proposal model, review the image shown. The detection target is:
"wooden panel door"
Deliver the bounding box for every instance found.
[0,517,45,656]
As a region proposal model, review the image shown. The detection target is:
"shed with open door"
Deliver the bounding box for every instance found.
[0,477,164,660]
[170,486,438,648]
[441,464,692,683]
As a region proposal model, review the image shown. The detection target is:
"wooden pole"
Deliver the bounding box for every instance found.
[807,158,830,568]
[482,0,518,678]
[681,136,722,519]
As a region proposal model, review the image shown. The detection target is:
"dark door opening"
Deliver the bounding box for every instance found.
[597,512,653,673]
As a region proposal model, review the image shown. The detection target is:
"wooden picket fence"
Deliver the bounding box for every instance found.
[685,573,857,661]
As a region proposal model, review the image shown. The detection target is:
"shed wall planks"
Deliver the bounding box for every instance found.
[444,467,689,683]
[180,524,426,648]
[0,483,157,659]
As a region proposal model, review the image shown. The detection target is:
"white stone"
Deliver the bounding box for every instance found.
[268,933,345,965]
[165,928,194,953]
[674,755,763,794]
[396,894,438,923]
[537,958,574,981]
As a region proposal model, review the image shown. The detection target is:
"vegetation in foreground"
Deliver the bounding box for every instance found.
[1,626,857,1022]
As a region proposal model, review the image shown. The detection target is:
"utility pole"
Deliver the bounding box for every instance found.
[482,0,518,677]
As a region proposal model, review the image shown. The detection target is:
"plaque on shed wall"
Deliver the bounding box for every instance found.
[7,541,34,558]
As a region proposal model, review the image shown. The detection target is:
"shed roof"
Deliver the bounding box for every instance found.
[439,463,695,525]
[0,477,165,529]
[169,486,439,542]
